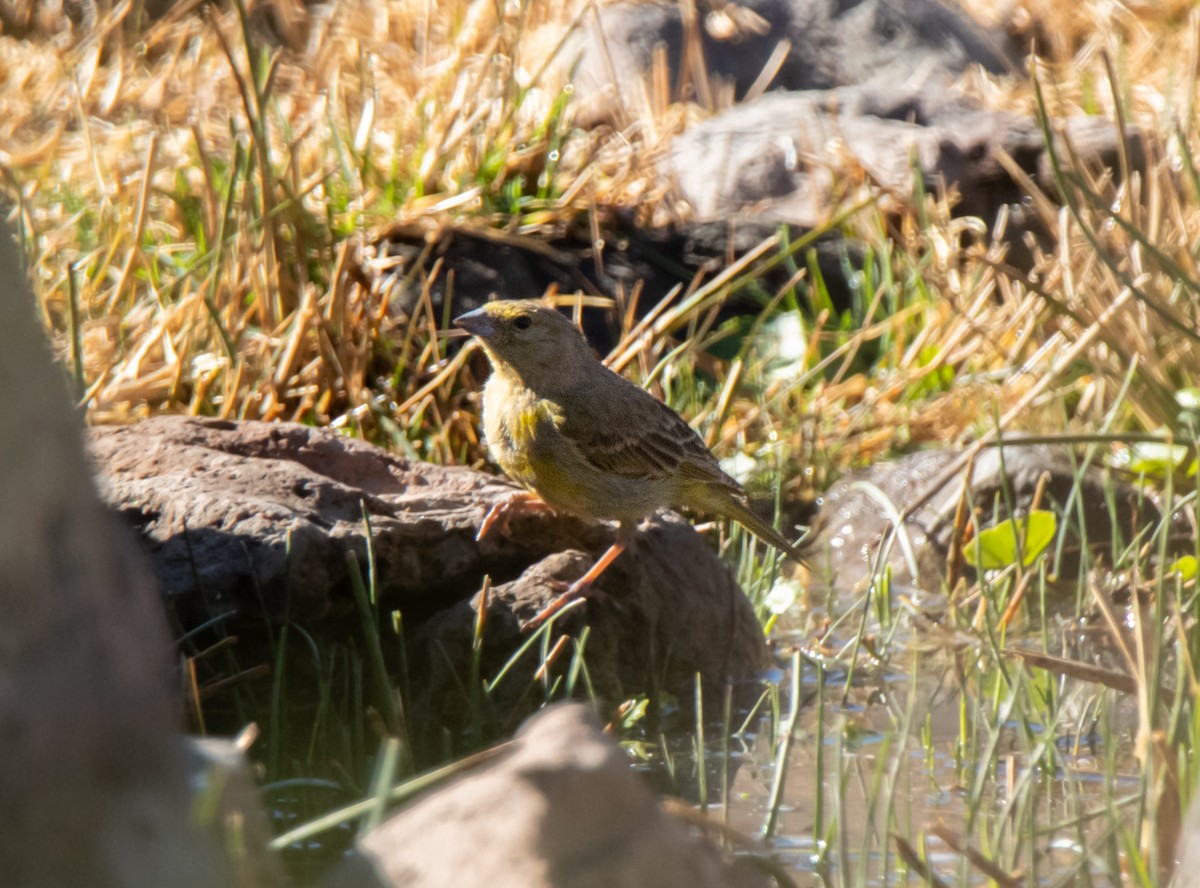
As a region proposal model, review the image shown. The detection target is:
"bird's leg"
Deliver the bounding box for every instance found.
[477,490,554,542]
[523,521,636,629]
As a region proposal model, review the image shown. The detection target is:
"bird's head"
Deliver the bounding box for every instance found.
[454,300,595,388]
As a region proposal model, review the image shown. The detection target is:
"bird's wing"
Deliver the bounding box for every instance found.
[559,378,735,487]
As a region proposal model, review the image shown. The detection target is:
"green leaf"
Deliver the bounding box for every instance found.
[1125,441,1190,475]
[616,696,649,731]
[966,510,1057,569]
[1168,555,1198,581]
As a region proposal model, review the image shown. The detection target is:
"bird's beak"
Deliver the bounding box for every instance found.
[453,306,497,340]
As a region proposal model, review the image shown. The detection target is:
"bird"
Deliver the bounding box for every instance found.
[455,299,803,624]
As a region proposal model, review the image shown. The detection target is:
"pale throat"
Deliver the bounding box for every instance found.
[486,345,577,395]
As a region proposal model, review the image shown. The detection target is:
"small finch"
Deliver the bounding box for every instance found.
[455,299,803,618]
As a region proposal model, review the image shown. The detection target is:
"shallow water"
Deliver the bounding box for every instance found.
[656,628,1145,887]
[265,590,1153,887]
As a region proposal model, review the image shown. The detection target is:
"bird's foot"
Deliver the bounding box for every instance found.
[521,539,627,630]
[477,491,554,542]
[522,578,596,630]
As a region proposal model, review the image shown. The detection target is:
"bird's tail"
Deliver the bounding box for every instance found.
[719,496,807,563]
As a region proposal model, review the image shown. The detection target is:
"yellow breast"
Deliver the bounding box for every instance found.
[483,372,553,478]
[481,371,592,514]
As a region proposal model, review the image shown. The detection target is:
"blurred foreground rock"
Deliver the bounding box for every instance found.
[89,417,768,729]
[0,230,263,883]
[344,704,767,888]
[188,737,288,888]
[1176,791,1200,888]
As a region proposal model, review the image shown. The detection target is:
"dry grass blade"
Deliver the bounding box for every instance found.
[1007,648,1138,696]
[890,833,951,888]
[660,796,761,849]
[927,821,1022,888]
[198,663,272,701]
[886,285,1137,533]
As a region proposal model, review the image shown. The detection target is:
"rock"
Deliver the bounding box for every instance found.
[0,0,93,36]
[353,703,768,888]
[411,517,768,746]
[0,227,233,883]
[1,0,310,45]
[1176,789,1200,888]
[89,417,769,731]
[188,737,289,888]
[563,0,1016,127]
[90,416,530,626]
[372,219,867,348]
[807,442,1176,596]
[665,86,1143,244]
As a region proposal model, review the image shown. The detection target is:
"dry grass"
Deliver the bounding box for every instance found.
[2,0,1199,492]
[3,0,597,425]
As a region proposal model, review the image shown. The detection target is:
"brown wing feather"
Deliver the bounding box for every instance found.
[559,380,734,487]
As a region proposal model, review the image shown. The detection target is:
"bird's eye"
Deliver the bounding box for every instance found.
[512,315,533,330]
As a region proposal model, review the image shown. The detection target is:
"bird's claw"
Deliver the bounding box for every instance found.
[477,491,553,542]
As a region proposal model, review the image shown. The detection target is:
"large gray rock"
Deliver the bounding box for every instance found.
[352,703,768,888]
[665,86,1142,236]
[90,416,532,625]
[564,0,1015,126]
[560,0,1136,266]
[410,523,767,744]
